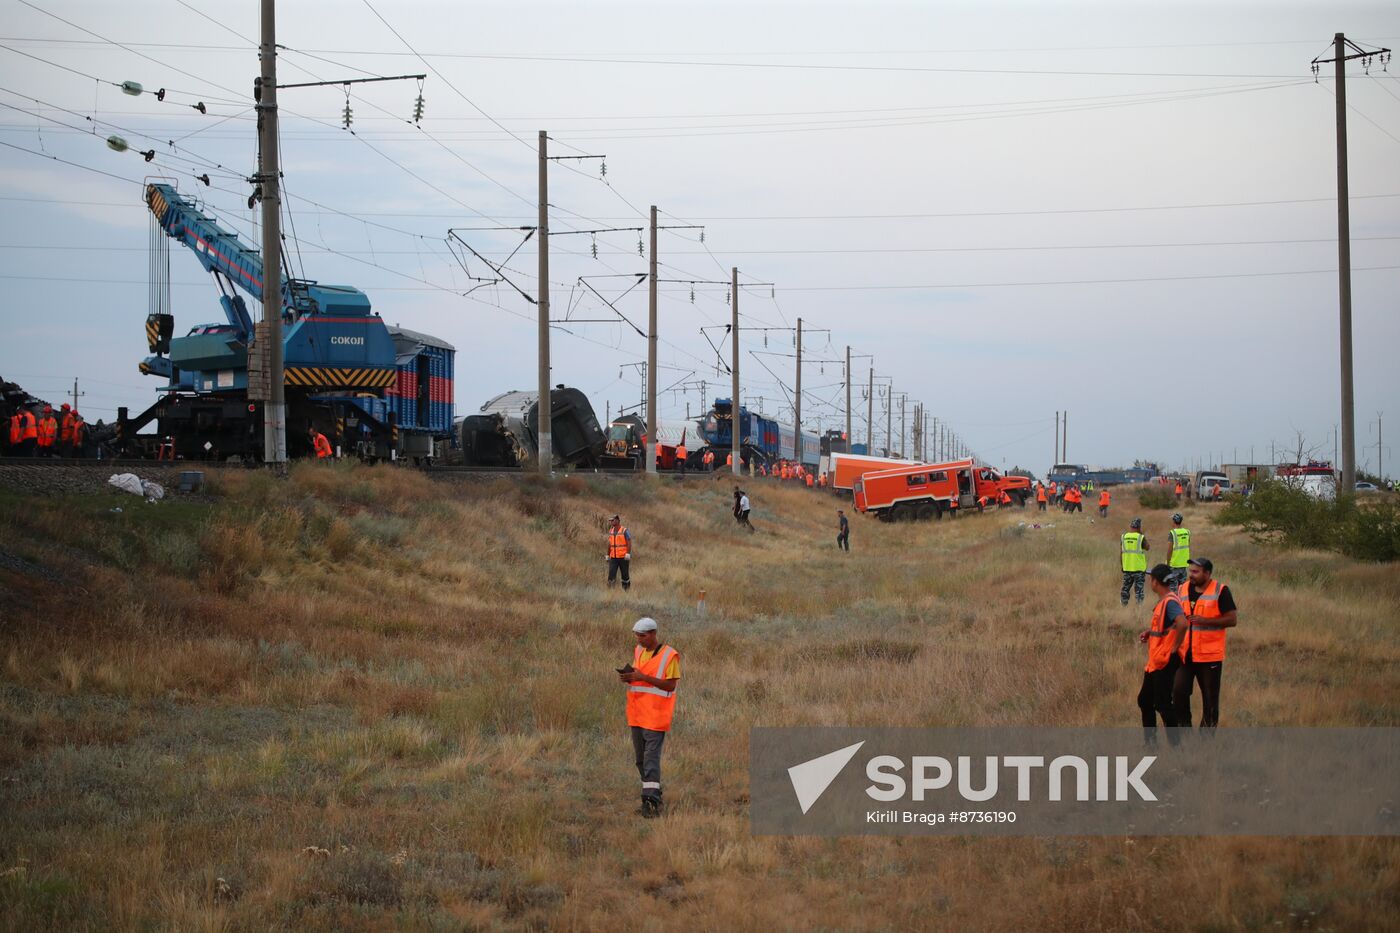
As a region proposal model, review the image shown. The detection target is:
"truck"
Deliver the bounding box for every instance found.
[822,451,920,493]
[457,386,604,469]
[853,458,1033,521]
[121,183,455,461]
[1222,463,1277,489]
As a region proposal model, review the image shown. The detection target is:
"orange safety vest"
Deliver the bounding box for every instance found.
[312,432,333,458]
[19,410,37,440]
[948,494,959,509]
[1146,592,1184,672]
[1099,491,1110,507]
[805,474,814,488]
[1213,486,1222,500]
[608,526,630,559]
[1178,579,1228,663]
[999,491,1011,505]
[1049,482,1057,496]
[60,412,75,443]
[626,643,678,731]
[37,416,58,447]
[1175,483,1183,495]
[676,445,687,462]
[7,415,21,445]
[726,453,733,466]
[1036,485,1047,502]
[70,420,85,446]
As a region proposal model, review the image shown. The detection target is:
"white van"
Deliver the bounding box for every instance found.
[1195,471,1229,499]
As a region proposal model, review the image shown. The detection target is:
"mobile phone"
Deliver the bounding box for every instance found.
[616,664,634,674]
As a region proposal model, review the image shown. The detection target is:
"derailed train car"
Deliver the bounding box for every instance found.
[457,386,605,469]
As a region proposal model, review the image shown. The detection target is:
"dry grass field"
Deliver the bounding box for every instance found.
[1,465,1397,931]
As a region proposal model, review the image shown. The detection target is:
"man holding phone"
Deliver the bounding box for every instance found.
[619,617,680,818]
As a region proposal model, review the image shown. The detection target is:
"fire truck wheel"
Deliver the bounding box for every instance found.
[892,504,914,523]
[915,503,936,521]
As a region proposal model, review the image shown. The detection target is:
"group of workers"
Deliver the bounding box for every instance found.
[5,402,91,457]
[605,474,1244,815]
[1124,509,1236,739]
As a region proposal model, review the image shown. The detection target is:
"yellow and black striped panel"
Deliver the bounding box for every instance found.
[147,186,169,222]
[145,320,160,350]
[284,366,396,389]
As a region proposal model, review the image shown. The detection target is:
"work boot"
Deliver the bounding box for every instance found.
[638,797,661,819]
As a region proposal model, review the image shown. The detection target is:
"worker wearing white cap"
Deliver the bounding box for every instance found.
[618,617,680,818]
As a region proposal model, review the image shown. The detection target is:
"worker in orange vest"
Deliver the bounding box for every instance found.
[1098,488,1111,518]
[58,403,75,456]
[1139,563,1188,742]
[702,449,714,471]
[1174,480,1183,501]
[805,472,814,488]
[7,410,23,453]
[1172,557,1238,729]
[1035,482,1048,512]
[619,617,680,818]
[946,491,959,519]
[309,426,333,459]
[674,442,687,475]
[15,406,38,456]
[36,405,58,457]
[68,413,86,458]
[606,515,632,591]
[725,452,733,468]
[998,490,1012,507]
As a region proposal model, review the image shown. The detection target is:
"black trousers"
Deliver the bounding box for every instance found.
[1037,500,1046,511]
[607,557,631,589]
[1139,655,1181,732]
[631,726,666,802]
[836,530,849,551]
[1173,659,1223,728]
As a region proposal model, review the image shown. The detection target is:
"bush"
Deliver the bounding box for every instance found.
[1216,479,1400,562]
[1136,486,1178,510]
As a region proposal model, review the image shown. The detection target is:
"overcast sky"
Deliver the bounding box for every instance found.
[1,1,1396,476]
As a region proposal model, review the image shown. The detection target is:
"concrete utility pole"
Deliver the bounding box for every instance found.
[646,205,658,474]
[866,364,874,452]
[899,395,905,458]
[885,383,892,457]
[794,317,803,464]
[1311,35,1388,495]
[731,267,741,476]
[1062,410,1068,462]
[536,130,552,473]
[257,0,286,463]
[1054,411,1060,466]
[844,345,852,451]
[1372,409,1383,479]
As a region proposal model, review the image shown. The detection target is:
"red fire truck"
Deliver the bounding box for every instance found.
[853,458,1032,521]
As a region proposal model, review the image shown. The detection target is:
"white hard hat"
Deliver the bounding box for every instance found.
[632,617,658,634]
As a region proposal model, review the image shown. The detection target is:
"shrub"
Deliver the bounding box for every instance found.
[1216,479,1399,562]
[1136,486,1178,510]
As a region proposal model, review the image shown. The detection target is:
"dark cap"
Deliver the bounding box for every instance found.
[1188,557,1214,572]
[610,514,620,521]
[1130,517,1142,529]
[1148,563,1173,583]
